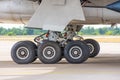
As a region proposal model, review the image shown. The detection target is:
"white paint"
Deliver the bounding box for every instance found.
[0,76,21,80]
[27,0,85,31]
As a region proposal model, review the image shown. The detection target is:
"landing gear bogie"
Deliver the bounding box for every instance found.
[11,26,100,64]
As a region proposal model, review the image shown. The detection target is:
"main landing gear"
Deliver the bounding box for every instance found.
[11,25,100,64]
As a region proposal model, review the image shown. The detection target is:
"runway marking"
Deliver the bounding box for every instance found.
[0,67,56,75]
[0,67,120,75]
[0,76,21,80]
[50,71,120,74]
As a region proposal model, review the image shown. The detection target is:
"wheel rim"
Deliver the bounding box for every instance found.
[43,46,56,59]
[69,46,83,59]
[87,43,94,54]
[16,47,30,60]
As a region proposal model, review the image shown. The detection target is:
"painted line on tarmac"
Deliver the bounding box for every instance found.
[0,67,56,76]
[50,70,120,75]
[0,68,120,75]
[0,76,21,80]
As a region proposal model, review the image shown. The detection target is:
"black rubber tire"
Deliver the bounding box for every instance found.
[37,41,62,64]
[11,41,37,64]
[23,40,37,49]
[84,39,100,58]
[64,41,89,63]
[17,40,37,62]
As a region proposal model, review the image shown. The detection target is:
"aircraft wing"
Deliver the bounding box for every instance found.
[27,0,85,31]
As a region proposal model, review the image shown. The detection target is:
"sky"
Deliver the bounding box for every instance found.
[0,23,120,29]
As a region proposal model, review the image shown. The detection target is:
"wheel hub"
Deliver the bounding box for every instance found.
[21,51,26,55]
[69,46,83,59]
[87,43,94,54]
[74,51,78,54]
[47,51,52,55]
[16,47,30,60]
[43,46,56,59]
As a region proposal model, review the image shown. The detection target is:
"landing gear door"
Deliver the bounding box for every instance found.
[27,0,85,32]
[51,0,66,5]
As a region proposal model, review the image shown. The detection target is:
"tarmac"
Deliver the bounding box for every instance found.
[0,41,120,80]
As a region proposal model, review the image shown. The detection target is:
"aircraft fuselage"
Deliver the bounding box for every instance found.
[0,0,120,25]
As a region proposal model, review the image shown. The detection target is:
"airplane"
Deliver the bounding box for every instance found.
[1,0,120,64]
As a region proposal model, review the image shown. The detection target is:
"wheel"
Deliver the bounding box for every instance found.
[84,39,100,58]
[17,40,37,62]
[11,41,37,64]
[64,41,89,63]
[37,41,62,64]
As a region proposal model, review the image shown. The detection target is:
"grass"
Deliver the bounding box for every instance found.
[0,35,120,43]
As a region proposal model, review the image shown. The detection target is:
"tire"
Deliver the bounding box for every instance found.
[37,41,62,64]
[11,41,37,64]
[18,40,37,62]
[23,40,37,49]
[64,41,89,63]
[84,39,100,58]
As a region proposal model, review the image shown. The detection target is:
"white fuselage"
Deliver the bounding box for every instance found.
[0,0,120,24]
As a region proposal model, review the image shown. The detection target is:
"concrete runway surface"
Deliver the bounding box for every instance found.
[0,41,120,80]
